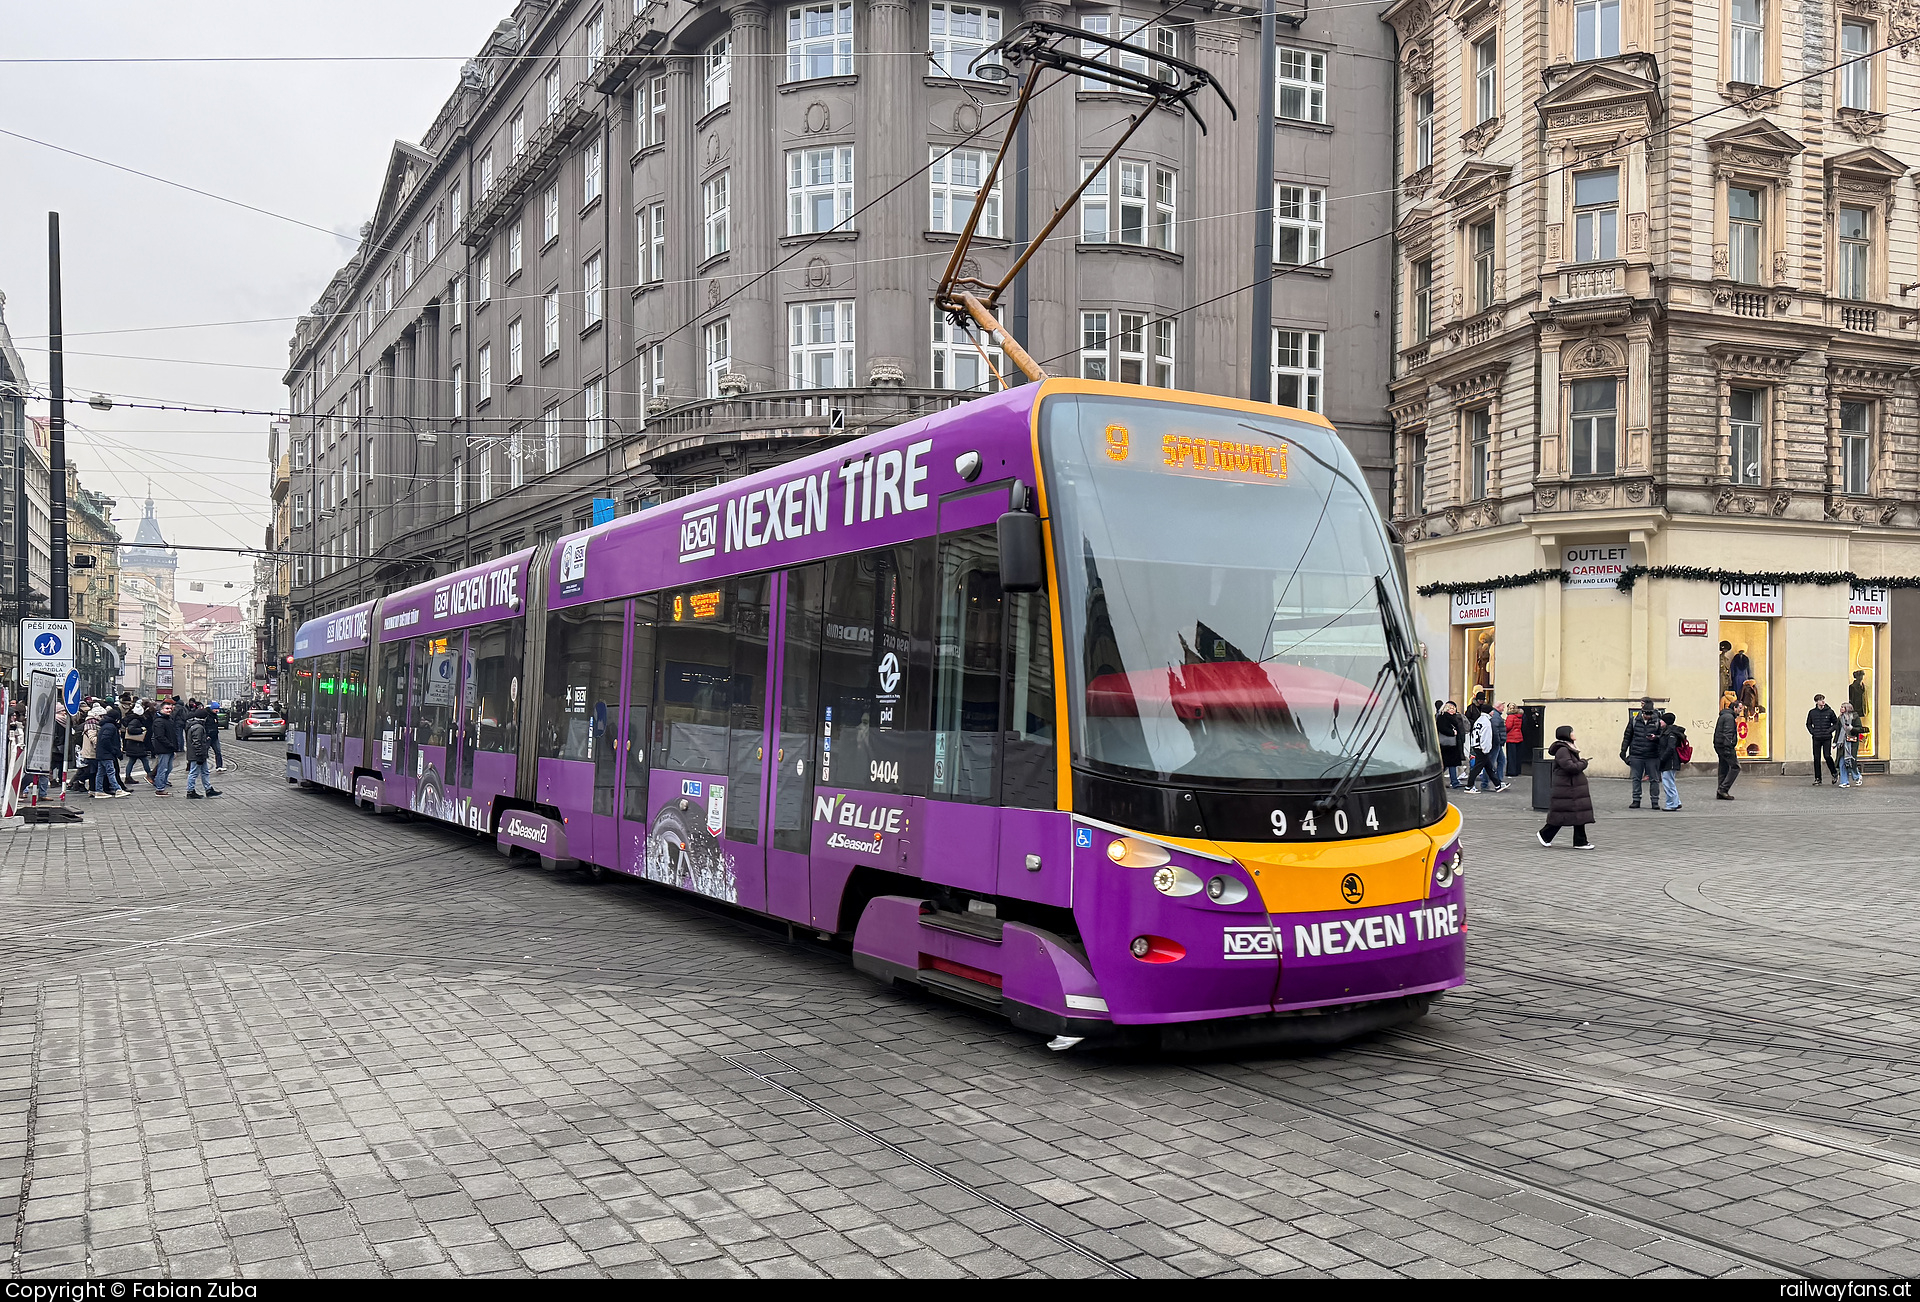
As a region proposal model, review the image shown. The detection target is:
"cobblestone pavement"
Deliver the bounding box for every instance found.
[3,744,1916,1279]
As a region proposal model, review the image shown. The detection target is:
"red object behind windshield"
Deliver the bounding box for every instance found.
[1087,660,1376,719]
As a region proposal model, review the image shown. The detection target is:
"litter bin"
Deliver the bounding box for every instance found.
[1531,747,1553,811]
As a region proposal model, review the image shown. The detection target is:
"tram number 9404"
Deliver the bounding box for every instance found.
[1270,806,1379,838]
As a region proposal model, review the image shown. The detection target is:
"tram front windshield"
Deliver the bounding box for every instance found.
[1044,394,1433,787]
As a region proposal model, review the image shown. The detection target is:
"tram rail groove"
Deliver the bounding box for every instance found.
[719,1051,1137,1279]
[1186,1063,1822,1280]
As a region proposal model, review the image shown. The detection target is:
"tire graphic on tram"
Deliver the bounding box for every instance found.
[643,805,738,904]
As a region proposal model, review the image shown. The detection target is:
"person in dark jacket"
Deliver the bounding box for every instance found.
[93,705,127,798]
[1655,712,1687,811]
[1436,702,1465,788]
[120,702,153,787]
[1806,694,1840,785]
[1618,697,1662,809]
[1538,726,1595,848]
[148,700,181,796]
[1713,691,1740,800]
[183,705,221,798]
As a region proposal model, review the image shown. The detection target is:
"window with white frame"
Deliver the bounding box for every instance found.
[295,554,309,586]
[1276,47,1326,123]
[930,4,1001,79]
[449,183,463,230]
[1840,20,1872,108]
[1473,33,1498,121]
[705,35,732,112]
[479,251,492,302]
[451,363,464,417]
[583,137,603,205]
[704,173,730,257]
[1079,312,1110,380]
[364,294,374,338]
[1728,184,1764,283]
[789,301,855,387]
[508,222,524,277]
[587,10,605,63]
[452,275,464,327]
[508,317,524,380]
[1466,407,1491,500]
[1150,318,1174,387]
[480,442,493,501]
[1275,184,1323,266]
[543,183,560,243]
[1411,258,1433,341]
[1080,160,1175,249]
[426,213,438,260]
[544,406,561,472]
[1271,329,1324,412]
[1842,401,1872,496]
[1729,387,1764,484]
[787,147,854,234]
[1730,0,1764,83]
[1572,169,1618,262]
[1569,378,1617,476]
[510,429,525,489]
[478,343,493,401]
[546,68,562,117]
[1408,432,1427,514]
[1470,219,1497,312]
[645,203,666,281]
[1116,312,1153,384]
[1574,0,1621,60]
[585,378,606,450]
[543,288,560,355]
[583,253,604,327]
[649,343,667,400]
[381,268,394,311]
[452,455,463,512]
[1838,206,1870,300]
[704,319,731,396]
[648,75,667,146]
[511,110,526,158]
[480,149,494,196]
[787,3,853,80]
[1079,14,1173,89]
[930,147,1001,235]
[1413,88,1434,170]
[294,492,309,529]
[931,303,1005,392]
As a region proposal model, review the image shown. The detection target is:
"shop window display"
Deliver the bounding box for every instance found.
[1718,623,1769,758]
[1462,625,1495,707]
[1848,625,1876,757]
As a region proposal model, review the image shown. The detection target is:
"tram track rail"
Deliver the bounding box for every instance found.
[1184,1062,1822,1280]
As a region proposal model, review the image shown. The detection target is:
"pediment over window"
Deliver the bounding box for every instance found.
[1449,0,1499,31]
[1826,145,1907,190]
[370,141,437,242]
[1440,161,1513,211]
[1537,61,1664,130]
[1705,120,1804,175]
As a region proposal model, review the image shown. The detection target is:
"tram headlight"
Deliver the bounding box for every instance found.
[1107,837,1171,868]
[1151,865,1203,897]
[1205,875,1248,905]
[1434,840,1463,889]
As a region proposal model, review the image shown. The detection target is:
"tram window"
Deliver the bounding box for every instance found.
[652,575,771,841]
[413,636,457,748]
[773,565,824,852]
[403,643,427,762]
[468,620,523,754]
[539,600,625,815]
[342,648,368,743]
[819,540,934,796]
[375,641,408,769]
[623,595,658,821]
[1002,586,1057,809]
[933,528,1004,805]
[724,576,771,841]
[286,662,311,728]
[317,653,340,731]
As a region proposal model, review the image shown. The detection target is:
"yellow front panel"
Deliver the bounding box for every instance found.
[1156,804,1460,914]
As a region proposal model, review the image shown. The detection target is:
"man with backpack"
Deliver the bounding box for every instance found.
[183,700,222,799]
[1618,697,1663,809]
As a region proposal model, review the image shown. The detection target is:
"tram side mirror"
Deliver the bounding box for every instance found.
[998,510,1044,593]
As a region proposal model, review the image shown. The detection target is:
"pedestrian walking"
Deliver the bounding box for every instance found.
[1437,701,1465,789]
[1468,706,1501,792]
[120,701,153,787]
[182,704,221,798]
[1835,702,1864,787]
[1656,711,1689,810]
[1537,726,1596,848]
[1618,696,1663,808]
[73,706,100,791]
[208,702,227,772]
[93,705,127,799]
[148,699,181,796]
[1714,690,1741,800]
[1504,703,1526,783]
[1806,693,1839,785]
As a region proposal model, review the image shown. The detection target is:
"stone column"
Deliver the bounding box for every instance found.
[861,0,918,385]
[1538,533,1562,698]
[724,0,778,391]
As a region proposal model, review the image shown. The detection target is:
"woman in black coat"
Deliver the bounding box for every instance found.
[1436,701,1465,789]
[1537,724,1596,848]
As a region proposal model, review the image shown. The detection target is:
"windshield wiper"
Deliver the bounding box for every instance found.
[1314,575,1426,814]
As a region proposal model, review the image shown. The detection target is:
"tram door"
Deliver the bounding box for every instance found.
[765,567,823,924]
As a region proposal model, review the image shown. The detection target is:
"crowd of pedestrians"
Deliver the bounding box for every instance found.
[1435,694,1520,795]
[9,693,230,800]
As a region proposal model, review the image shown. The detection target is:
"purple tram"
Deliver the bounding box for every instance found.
[287,379,1464,1049]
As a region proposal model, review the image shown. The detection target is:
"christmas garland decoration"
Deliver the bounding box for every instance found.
[1417,567,1920,598]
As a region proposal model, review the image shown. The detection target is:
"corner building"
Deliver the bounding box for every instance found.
[1385,0,1920,772]
[283,0,1395,628]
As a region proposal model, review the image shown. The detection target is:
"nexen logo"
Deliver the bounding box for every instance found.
[813,793,903,835]
[503,815,550,844]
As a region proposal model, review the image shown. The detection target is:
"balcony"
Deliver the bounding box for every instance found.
[594,2,667,93]
[272,453,291,502]
[1561,263,1623,300]
[1840,305,1878,333]
[644,388,971,441]
[459,83,598,248]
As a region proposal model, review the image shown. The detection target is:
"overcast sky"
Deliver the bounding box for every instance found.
[0,0,506,602]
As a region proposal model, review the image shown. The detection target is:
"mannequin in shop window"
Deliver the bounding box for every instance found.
[1719,640,1734,694]
[1729,646,1753,699]
[1850,669,1868,725]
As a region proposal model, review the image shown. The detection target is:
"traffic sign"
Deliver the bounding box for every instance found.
[63,669,80,714]
[23,619,75,682]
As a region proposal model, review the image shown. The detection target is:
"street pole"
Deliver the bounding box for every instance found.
[1249,0,1277,403]
[48,214,70,620]
[1010,64,1031,384]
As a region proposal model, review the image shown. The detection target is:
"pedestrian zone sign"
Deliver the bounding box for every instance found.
[23,619,75,679]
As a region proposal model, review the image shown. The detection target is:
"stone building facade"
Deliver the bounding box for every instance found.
[1385,0,1920,770]
[283,0,1397,627]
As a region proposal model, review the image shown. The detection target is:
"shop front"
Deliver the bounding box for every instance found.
[1848,583,1887,757]
[1451,589,1495,707]
[1718,580,1778,760]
